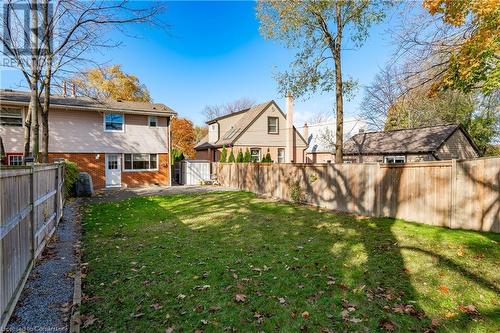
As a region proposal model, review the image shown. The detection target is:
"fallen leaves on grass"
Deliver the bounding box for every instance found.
[458,304,479,316]
[301,311,310,319]
[379,318,396,331]
[234,294,247,302]
[81,314,97,328]
[151,303,163,310]
[438,285,449,293]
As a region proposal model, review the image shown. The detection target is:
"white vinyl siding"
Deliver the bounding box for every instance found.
[1,108,23,127]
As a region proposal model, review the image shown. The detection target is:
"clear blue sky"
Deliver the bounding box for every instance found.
[1,1,399,126]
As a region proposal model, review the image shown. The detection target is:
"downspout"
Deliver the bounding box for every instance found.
[168,116,172,186]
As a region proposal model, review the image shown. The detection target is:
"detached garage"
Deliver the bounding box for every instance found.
[179,160,211,185]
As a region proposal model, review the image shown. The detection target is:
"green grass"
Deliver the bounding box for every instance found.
[81,191,500,332]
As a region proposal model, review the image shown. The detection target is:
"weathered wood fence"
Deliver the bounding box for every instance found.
[0,163,65,330]
[213,157,499,233]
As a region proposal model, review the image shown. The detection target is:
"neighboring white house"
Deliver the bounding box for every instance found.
[296,118,367,163]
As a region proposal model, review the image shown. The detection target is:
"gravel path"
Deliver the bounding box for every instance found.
[5,200,81,333]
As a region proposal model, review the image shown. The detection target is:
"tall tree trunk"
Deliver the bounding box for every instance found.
[23,105,32,163]
[30,0,40,162]
[0,135,5,165]
[334,3,343,164]
[41,0,51,163]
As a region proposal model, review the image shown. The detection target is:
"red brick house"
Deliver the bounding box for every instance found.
[0,89,177,189]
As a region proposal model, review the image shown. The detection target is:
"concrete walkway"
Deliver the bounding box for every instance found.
[6,199,81,333]
[85,185,235,204]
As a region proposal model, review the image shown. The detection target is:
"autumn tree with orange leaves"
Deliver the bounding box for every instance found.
[171,117,196,160]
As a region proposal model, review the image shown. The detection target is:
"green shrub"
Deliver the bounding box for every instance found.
[289,180,303,204]
[228,150,235,163]
[243,148,251,163]
[220,145,227,163]
[262,152,273,163]
[63,159,79,196]
[171,148,185,163]
[236,150,244,162]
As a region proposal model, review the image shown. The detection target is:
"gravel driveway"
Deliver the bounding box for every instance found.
[5,200,80,333]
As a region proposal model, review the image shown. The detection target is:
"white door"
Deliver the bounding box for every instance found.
[105,154,121,187]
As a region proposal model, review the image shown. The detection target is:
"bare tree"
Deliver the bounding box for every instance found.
[202,97,255,121]
[1,0,166,162]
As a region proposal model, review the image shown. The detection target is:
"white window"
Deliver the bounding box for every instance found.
[250,148,261,162]
[104,113,124,132]
[8,155,23,166]
[124,153,158,171]
[268,117,279,134]
[148,116,157,127]
[384,155,406,164]
[1,108,23,127]
[277,148,285,163]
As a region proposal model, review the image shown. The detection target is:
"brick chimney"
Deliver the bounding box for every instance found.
[71,82,76,97]
[62,81,67,97]
[285,92,294,163]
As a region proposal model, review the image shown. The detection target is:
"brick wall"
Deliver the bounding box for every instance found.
[49,153,106,189]
[49,152,169,189]
[121,153,169,187]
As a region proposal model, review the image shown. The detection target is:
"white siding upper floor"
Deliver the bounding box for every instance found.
[1,107,169,154]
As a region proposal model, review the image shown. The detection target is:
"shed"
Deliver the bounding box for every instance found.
[179,160,211,185]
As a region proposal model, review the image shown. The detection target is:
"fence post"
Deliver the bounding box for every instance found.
[30,166,36,258]
[55,165,59,224]
[375,163,382,217]
[450,159,457,229]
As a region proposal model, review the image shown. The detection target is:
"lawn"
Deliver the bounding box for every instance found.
[80,191,500,332]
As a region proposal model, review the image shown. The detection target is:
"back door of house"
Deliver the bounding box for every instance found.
[105,154,121,187]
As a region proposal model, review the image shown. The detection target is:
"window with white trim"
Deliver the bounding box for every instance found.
[384,155,406,164]
[250,148,261,162]
[148,116,157,127]
[9,155,23,166]
[268,117,279,134]
[104,113,124,131]
[277,148,285,163]
[124,153,158,170]
[1,108,23,127]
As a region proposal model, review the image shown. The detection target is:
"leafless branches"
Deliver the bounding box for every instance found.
[202,98,256,121]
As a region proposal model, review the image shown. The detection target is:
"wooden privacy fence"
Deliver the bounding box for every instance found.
[213,157,499,233]
[0,163,65,330]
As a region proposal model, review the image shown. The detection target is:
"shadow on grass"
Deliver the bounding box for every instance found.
[80,191,499,332]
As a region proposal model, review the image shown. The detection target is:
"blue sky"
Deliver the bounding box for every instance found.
[1,1,399,126]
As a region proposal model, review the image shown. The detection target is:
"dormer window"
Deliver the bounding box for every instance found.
[104,113,124,132]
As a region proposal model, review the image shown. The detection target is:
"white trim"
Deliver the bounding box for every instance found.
[384,155,406,164]
[122,153,159,172]
[103,113,125,133]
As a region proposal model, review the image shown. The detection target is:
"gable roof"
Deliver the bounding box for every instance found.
[343,124,478,155]
[300,118,367,153]
[195,100,307,149]
[0,89,177,116]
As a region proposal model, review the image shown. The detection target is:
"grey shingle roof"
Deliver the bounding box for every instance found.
[343,124,467,155]
[0,89,176,115]
[196,101,297,149]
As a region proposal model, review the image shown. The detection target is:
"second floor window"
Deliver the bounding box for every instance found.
[104,113,124,132]
[149,116,157,127]
[9,155,23,166]
[268,117,278,134]
[277,148,285,163]
[1,108,23,127]
[384,156,406,164]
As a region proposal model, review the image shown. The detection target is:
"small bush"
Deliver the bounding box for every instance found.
[63,159,79,196]
[289,181,303,204]
[228,150,235,163]
[236,150,244,162]
[243,149,251,163]
[220,145,227,163]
